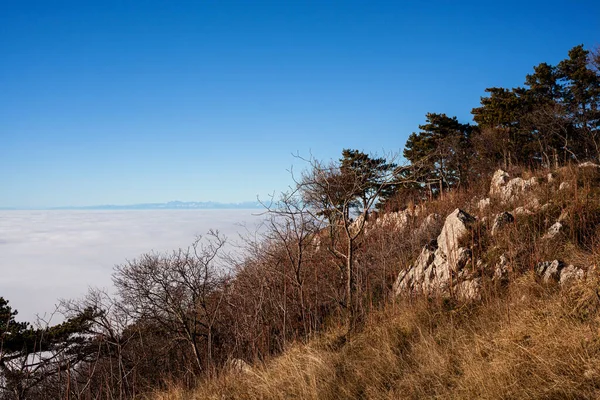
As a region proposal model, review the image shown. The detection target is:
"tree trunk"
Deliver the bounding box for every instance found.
[345,240,354,332]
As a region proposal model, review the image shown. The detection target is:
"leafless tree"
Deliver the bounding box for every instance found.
[295,152,406,331]
[112,231,228,375]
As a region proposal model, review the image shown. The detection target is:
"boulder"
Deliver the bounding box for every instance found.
[455,278,481,301]
[559,181,571,191]
[535,260,564,283]
[535,260,585,285]
[559,265,585,286]
[542,221,563,240]
[491,212,514,236]
[394,209,478,299]
[489,169,538,203]
[477,197,491,211]
[437,209,476,263]
[494,254,509,283]
[512,206,533,216]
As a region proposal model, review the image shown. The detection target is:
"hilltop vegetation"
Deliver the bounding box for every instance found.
[1,44,600,400]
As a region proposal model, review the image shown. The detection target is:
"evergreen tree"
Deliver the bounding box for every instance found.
[403,113,473,190]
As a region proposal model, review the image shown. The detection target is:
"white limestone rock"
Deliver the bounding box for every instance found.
[559,265,585,286]
[489,169,538,203]
[542,221,564,240]
[535,260,564,283]
[491,212,514,236]
[394,209,476,298]
[559,181,571,191]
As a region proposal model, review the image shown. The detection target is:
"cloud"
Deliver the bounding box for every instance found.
[0,210,262,322]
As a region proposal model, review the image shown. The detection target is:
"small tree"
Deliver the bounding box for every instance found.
[260,189,323,339]
[297,150,399,331]
[112,231,228,375]
[0,297,98,400]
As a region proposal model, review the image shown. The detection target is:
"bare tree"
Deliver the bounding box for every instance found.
[112,231,228,375]
[295,151,403,332]
[259,189,323,339]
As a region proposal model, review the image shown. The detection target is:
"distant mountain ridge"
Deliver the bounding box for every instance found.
[1,201,263,211]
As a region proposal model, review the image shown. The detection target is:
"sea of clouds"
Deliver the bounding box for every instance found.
[0,210,262,323]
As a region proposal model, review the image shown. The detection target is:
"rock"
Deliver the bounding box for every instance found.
[559,181,571,191]
[491,212,514,236]
[367,208,413,232]
[437,209,475,263]
[535,260,564,283]
[559,265,585,286]
[535,260,585,285]
[456,247,472,269]
[394,209,476,299]
[490,170,510,192]
[513,206,533,216]
[489,169,538,203]
[542,221,563,240]
[477,197,491,211]
[525,197,541,210]
[494,254,509,282]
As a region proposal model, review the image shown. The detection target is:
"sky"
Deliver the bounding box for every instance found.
[1,1,599,208]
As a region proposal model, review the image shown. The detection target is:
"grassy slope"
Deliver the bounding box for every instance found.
[153,166,600,400]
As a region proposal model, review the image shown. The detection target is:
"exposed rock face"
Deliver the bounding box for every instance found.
[543,221,564,240]
[394,209,478,300]
[494,254,509,283]
[416,213,442,236]
[489,169,538,203]
[535,260,585,285]
[437,209,476,263]
[477,197,491,211]
[559,265,585,285]
[536,260,564,282]
[491,212,514,236]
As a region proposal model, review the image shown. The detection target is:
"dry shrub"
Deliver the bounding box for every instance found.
[151,165,600,400]
[171,272,600,400]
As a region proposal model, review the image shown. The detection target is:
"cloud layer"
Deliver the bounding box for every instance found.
[0,210,261,322]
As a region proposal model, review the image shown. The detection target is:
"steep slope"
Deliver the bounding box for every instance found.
[153,165,600,400]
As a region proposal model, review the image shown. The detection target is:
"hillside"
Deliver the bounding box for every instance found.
[2,44,599,400]
[154,164,600,400]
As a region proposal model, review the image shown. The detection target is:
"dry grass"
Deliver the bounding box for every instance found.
[150,272,600,400]
[150,165,600,400]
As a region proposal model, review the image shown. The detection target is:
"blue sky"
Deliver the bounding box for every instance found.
[1,1,599,208]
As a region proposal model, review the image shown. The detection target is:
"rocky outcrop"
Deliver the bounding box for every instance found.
[535,260,585,285]
[477,197,491,211]
[494,254,509,283]
[394,209,478,300]
[489,169,538,203]
[491,212,514,236]
[542,221,564,240]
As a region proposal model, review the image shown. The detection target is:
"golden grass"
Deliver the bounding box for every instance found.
[149,166,600,400]
[149,273,600,400]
